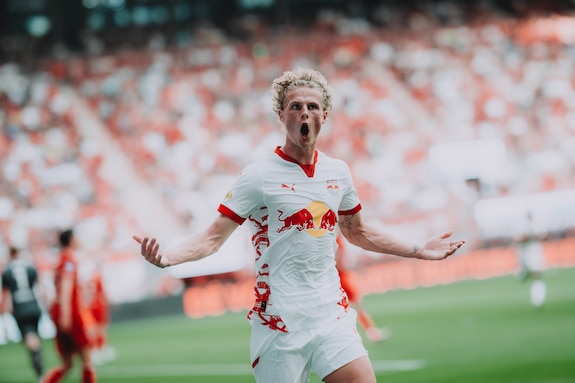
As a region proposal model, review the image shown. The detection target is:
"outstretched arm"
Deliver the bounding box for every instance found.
[133,214,240,268]
[338,211,465,260]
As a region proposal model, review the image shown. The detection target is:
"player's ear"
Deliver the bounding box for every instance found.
[322,110,328,124]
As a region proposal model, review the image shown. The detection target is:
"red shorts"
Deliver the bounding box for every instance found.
[54,331,88,357]
[51,305,93,356]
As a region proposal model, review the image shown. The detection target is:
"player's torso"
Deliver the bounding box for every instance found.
[245,153,352,330]
[253,154,348,264]
[54,253,82,312]
[2,261,40,317]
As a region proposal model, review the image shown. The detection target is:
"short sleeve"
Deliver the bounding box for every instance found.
[218,164,264,224]
[338,161,362,215]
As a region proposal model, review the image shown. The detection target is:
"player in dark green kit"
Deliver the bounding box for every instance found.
[1,246,44,380]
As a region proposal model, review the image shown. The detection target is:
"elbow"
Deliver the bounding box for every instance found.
[207,241,224,257]
[340,224,370,250]
[346,236,362,249]
[341,230,362,248]
[197,234,226,260]
[203,225,233,258]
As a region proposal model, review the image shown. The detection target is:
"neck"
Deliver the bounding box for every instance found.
[280,144,316,165]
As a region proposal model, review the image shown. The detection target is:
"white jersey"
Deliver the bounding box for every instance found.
[517,217,544,272]
[218,147,361,332]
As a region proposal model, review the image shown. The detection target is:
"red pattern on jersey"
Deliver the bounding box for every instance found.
[248,213,269,261]
[257,312,288,332]
[247,263,288,332]
[337,286,350,312]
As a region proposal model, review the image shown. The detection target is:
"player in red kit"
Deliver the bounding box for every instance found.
[84,264,116,365]
[42,229,96,383]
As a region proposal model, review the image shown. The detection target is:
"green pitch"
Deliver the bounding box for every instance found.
[1,267,574,383]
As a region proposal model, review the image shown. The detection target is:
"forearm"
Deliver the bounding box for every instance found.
[345,225,422,259]
[59,279,73,329]
[163,230,224,266]
[136,214,239,268]
[340,212,463,261]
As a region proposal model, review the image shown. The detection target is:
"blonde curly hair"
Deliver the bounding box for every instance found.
[271,67,333,113]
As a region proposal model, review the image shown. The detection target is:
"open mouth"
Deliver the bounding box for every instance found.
[300,123,309,136]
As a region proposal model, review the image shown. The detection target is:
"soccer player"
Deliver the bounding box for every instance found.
[84,263,116,365]
[515,211,546,308]
[134,67,465,383]
[43,229,96,383]
[335,234,389,342]
[1,246,45,380]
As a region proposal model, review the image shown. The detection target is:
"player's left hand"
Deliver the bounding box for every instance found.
[420,230,465,260]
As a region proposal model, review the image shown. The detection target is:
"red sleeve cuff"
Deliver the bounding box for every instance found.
[218,204,246,225]
[339,203,361,216]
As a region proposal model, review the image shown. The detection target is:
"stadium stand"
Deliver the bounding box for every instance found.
[1,0,574,308]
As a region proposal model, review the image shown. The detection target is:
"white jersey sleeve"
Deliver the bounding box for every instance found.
[218,164,263,224]
[336,160,361,214]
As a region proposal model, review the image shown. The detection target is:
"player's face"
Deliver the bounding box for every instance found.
[279,86,328,152]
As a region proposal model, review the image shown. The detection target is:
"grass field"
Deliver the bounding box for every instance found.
[1,267,574,383]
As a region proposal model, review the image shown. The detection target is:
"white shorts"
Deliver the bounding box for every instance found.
[250,310,367,383]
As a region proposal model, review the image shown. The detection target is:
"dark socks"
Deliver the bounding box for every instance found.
[30,349,43,377]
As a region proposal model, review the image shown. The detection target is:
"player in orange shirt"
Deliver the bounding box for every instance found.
[43,229,96,383]
[336,235,390,342]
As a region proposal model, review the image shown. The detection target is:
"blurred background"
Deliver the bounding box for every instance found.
[1,0,574,320]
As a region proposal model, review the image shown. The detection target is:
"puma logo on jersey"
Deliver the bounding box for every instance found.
[281,183,296,192]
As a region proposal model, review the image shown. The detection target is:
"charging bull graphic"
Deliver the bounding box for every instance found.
[277,201,337,237]
[277,209,315,233]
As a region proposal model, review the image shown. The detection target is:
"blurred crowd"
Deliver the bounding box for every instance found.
[1,0,574,302]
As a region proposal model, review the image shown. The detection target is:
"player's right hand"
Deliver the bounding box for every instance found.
[132,235,169,268]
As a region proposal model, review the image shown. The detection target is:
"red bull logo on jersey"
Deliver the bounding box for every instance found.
[326,180,340,195]
[277,201,337,237]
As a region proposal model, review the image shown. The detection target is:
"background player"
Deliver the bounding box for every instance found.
[83,261,116,365]
[43,229,96,383]
[1,246,45,380]
[515,211,547,308]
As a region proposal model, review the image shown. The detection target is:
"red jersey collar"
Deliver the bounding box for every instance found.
[274,146,318,178]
